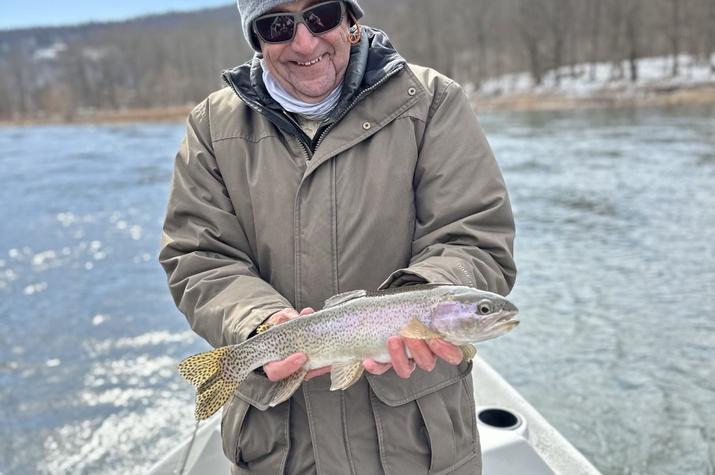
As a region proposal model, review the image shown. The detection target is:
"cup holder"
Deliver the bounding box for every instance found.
[478,408,523,431]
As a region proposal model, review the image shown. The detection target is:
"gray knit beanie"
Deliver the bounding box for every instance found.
[237,0,364,51]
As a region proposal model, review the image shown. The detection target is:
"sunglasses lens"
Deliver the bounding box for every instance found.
[254,1,343,44]
[303,2,343,34]
[255,14,296,43]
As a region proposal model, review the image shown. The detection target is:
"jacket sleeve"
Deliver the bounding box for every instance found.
[380,80,516,295]
[159,99,292,348]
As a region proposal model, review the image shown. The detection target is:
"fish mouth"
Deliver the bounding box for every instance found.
[495,302,519,322]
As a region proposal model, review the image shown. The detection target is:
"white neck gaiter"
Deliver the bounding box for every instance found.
[262,60,342,121]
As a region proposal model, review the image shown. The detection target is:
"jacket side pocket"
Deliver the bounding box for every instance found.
[221,373,291,473]
[367,359,480,475]
[221,395,250,470]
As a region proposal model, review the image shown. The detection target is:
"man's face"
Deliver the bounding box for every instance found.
[259,0,351,104]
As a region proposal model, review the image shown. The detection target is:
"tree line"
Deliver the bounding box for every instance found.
[0,0,713,120]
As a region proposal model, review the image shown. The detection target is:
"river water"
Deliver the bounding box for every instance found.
[0,105,713,474]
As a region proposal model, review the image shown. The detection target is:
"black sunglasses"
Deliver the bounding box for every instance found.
[253,1,345,44]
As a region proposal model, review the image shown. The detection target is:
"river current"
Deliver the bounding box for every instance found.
[0,105,713,474]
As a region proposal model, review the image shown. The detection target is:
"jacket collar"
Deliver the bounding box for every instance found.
[222,27,405,144]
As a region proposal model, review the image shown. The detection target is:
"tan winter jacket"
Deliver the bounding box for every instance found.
[160,28,515,475]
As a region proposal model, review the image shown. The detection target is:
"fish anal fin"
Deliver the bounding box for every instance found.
[195,378,238,420]
[323,290,367,309]
[460,344,477,362]
[399,318,442,340]
[330,361,365,391]
[269,368,308,407]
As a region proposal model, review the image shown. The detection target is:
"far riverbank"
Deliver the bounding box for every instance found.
[2,85,715,127]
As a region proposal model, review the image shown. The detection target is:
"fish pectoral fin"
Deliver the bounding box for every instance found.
[322,289,367,309]
[460,344,477,362]
[269,368,308,407]
[399,318,442,340]
[330,361,365,391]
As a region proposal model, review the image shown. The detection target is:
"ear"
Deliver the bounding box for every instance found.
[346,8,361,44]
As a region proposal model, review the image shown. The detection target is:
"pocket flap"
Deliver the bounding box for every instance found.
[235,371,278,411]
[366,359,472,406]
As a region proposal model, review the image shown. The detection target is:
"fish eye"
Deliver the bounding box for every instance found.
[477,300,493,315]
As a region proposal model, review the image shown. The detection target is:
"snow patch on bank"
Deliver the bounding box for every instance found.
[476,54,715,98]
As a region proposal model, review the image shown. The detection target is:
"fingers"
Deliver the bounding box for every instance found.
[427,339,464,365]
[304,365,331,380]
[404,337,437,372]
[267,308,299,325]
[363,359,393,375]
[264,353,307,382]
[387,336,415,378]
[262,308,319,382]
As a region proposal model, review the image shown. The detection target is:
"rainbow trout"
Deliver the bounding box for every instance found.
[178,284,519,420]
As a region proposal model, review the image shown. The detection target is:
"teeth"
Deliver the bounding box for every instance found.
[296,55,323,66]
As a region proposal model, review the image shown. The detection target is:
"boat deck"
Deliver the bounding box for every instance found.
[148,356,601,474]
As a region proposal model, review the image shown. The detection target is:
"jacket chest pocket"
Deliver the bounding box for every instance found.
[366,360,481,475]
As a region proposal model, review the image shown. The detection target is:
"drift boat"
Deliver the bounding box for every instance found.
[148,355,601,474]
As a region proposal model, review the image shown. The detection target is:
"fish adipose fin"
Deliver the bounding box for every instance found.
[400,318,443,340]
[323,289,367,308]
[330,361,365,390]
[178,347,239,420]
[269,367,308,407]
[460,344,477,361]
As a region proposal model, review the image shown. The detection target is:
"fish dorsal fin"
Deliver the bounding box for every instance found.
[366,284,449,298]
[399,318,443,340]
[330,361,365,391]
[323,289,367,309]
[460,344,477,362]
[269,367,307,407]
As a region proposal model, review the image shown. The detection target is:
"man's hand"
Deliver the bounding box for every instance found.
[262,307,332,382]
[363,336,464,378]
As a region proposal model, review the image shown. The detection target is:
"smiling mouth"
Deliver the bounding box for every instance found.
[294,53,327,67]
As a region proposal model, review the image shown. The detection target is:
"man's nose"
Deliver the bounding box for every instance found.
[291,23,320,55]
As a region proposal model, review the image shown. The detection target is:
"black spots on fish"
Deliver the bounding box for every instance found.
[178,347,230,387]
[195,377,238,420]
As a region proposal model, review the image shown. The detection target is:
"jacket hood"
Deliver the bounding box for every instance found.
[222,26,405,141]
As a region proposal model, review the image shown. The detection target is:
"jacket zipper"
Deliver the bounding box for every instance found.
[282,111,311,162]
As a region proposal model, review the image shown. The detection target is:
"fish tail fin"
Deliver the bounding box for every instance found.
[178,346,241,420]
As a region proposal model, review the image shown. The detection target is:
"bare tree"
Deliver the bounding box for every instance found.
[624,0,642,82]
[664,0,682,76]
[515,0,547,85]
[587,0,603,81]
[545,0,573,85]
[711,0,715,72]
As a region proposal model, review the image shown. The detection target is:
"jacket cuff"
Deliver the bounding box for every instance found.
[379,267,443,289]
[231,306,287,345]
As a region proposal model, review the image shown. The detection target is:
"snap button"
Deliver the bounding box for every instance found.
[408,87,417,96]
[362,121,371,130]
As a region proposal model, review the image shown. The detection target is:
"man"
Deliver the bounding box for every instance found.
[159,0,516,473]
